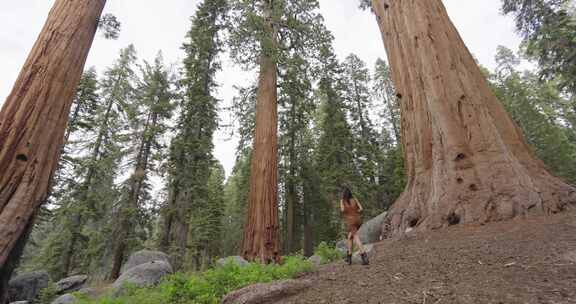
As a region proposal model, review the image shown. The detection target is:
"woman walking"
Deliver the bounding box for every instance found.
[340,187,369,265]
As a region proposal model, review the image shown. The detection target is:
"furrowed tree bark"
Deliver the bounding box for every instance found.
[242,4,281,264]
[0,0,106,277]
[0,214,35,304]
[371,0,576,237]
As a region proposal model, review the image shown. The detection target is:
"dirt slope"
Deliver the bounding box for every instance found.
[280,211,576,304]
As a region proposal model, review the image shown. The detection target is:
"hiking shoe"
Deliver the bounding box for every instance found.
[361,252,369,265]
[346,253,352,265]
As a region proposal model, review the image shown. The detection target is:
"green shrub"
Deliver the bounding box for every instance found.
[36,282,58,304]
[314,242,343,264]
[78,255,313,304]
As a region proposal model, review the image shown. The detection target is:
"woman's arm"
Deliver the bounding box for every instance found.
[340,200,345,212]
[355,199,364,212]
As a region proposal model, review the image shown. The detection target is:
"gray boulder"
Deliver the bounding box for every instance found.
[335,212,387,256]
[222,279,311,304]
[352,243,376,264]
[121,250,170,274]
[358,212,387,244]
[8,271,50,302]
[51,294,77,304]
[112,260,173,294]
[217,256,249,268]
[77,287,98,298]
[307,255,323,267]
[335,240,348,254]
[55,275,88,294]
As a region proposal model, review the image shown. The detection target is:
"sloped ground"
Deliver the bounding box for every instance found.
[280,211,576,304]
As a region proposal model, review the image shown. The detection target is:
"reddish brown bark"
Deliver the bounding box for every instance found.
[0,0,106,268]
[242,5,281,264]
[371,0,576,237]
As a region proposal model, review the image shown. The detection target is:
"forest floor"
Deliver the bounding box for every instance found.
[279,211,576,304]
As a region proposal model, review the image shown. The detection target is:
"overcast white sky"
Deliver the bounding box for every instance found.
[0,0,522,177]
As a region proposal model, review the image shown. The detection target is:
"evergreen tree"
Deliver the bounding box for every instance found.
[341,53,384,217]
[189,163,226,270]
[373,58,401,144]
[278,52,317,253]
[312,45,359,247]
[229,0,329,262]
[109,53,175,279]
[22,68,102,278]
[501,0,576,93]
[160,0,227,271]
[491,46,576,184]
[35,45,138,279]
[222,150,252,257]
[372,58,406,211]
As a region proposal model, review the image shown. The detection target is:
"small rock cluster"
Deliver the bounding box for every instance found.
[216,256,249,268]
[8,271,49,303]
[7,249,174,304]
[111,250,173,296]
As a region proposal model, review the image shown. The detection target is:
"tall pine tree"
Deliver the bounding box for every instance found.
[109,53,175,279]
[160,0,227,270]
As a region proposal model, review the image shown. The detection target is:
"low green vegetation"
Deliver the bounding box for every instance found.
[77,256,313,304]
[314,242,344,264]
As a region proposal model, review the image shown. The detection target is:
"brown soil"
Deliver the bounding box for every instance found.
[280,211,576,304]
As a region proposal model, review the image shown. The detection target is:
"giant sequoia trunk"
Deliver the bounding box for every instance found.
[371,0,576,236]
[0,0,105,274]
[242,7,281,264]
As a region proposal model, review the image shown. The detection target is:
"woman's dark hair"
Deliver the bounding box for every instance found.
[342,187,353,203]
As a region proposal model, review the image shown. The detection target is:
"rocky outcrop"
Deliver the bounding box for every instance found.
[335,212,386,255]
[358,212,387,244]
[221,279,312,304]
[54,275,88,294]
[335,240,347,254]
[307,255,323,267]
[77,287,98,298]
[51,294,77,304]
[216,256,249,268]
[112,261,173,295]
[8,271,50,302]
[121,250,170,274]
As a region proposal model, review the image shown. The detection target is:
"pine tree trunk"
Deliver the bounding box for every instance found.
[371,0,576,237]
[242,5,281,263]
[302,198,313,257]
[109,111,157,280]
[0,0,105,272]
[62,95,114,277]
[285,181,297,253]
[285,104,298,253]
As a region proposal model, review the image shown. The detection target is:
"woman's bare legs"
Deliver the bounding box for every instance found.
[353,233,365,254]
[347,232,354,254]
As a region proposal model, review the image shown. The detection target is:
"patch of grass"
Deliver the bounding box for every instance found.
[37,281,58,304]
[77,255,312,304]
[314,242,344,264]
